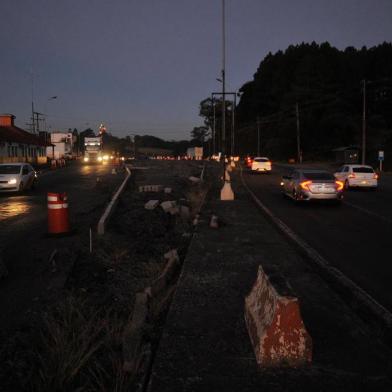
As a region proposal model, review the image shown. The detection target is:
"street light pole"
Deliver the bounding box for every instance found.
[44,96,58,132]
[362,79,366,165]
[221,0,226,181]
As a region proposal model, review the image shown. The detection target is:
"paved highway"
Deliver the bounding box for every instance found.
[242,165,392,312]
[0,162,124,331]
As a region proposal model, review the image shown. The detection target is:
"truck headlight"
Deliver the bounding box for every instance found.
[8,178,17,184]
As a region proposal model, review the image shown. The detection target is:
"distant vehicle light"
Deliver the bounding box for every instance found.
[84,157,89,162]
[300,180,312,191]
[97,156,103,162]
[121,157,125,161]
[103,155,109,160]
[110,155,114,159]
[373,173,379,179]
[280,181,284,186]
[8,178,17,184]
[335,180,344,191]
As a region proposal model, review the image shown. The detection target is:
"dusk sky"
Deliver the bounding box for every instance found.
[1,0,392,140]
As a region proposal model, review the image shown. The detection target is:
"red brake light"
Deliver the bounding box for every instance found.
[335,180,344,191]
[348,173,356,179]
[373,173,378,179]
[300,180,312,190]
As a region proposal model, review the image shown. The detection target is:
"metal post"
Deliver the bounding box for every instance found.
[362,79,366,165]
[257,117,260,156]
[296,102,302,163]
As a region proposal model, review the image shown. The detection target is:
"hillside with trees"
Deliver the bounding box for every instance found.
[200,42,392,165]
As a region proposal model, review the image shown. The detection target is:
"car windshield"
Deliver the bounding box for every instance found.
[353,167,374,173]
[0,165,21,174]
[254,158,269,162]
[303,172,334,180]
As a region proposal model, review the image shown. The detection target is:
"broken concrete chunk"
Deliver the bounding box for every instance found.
[189,176,201,183]
[244,265,312,367]
[210,215,219,228]
[145,200,160,210]
[161,200,177,212]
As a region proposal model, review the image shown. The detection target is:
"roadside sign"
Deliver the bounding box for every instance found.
[378,150,384,161]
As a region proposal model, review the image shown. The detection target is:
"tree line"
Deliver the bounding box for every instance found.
[198,41,392,166]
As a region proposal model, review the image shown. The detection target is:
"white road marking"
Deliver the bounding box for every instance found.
[343,200,392,225]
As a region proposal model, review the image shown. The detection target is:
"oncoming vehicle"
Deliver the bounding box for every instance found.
[0,163,37,193]
[281,169,344,203]
[334,164,378,190]
[251,157,272,173]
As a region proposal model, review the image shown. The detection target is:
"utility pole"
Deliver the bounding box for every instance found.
[296,102,302,163]
[212,95,216,155]
[257,117,260,156]
[231,95,236,156]
[362,79,366,165]
[221,0,226,181]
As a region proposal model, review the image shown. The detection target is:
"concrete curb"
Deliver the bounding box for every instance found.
[240,166,392,347]
[97,166,131,235]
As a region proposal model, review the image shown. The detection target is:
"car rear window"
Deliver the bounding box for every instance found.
[303,172,334,180]
[254,158,269,162]
[353,167,374,173]
[0,165,21,174]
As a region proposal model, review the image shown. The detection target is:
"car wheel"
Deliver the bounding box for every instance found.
[344,180,350,190]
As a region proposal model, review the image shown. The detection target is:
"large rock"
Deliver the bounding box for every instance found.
[244,265,312,367]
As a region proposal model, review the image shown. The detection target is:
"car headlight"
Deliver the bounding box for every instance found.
[103,155,109,160]
[84,157,89,162]
[8,178,17,184]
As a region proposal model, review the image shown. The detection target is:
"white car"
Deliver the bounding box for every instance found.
[334,164,378,189]
[0,163,37,193]
[251,157,272,173]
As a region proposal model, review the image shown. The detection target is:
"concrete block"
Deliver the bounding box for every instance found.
[145,200,160,210]
[161,200,176,213]
[244,265,312,367]
[220,181,234,200]
[139,185,163,192]
[189,176,201,183]
[210,215,219,228]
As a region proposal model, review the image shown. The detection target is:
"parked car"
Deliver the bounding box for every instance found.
[251,157,272,173]
[281,169,344,202]
[0,163,37,193]
[334,164,378,189]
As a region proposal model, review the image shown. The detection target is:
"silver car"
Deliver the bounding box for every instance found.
[0,163,37,193]
[281,169,344,202]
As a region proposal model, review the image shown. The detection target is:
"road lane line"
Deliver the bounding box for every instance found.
[239,166,392,343]
[343,200,392,225]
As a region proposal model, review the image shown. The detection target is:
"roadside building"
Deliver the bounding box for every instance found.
[46,131,76,159]
[0,114,49,164]
[332,146,359,164]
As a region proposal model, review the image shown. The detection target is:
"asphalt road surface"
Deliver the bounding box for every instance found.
[242,165,392,312]
[0,162,124,331]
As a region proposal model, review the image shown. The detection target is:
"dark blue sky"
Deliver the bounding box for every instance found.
[1,0,391,140]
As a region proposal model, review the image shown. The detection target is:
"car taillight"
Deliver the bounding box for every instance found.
[335,180,344,191]
[267,161,272,165]
[348,173,356,179]
[300,180,312,190]
[373,173,378,179]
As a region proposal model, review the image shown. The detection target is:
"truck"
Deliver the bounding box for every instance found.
[186,146,203,160]
[83,136,103,163]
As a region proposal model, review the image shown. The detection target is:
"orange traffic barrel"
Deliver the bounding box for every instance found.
[47,192,70,234]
